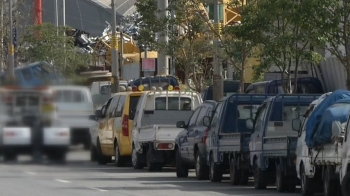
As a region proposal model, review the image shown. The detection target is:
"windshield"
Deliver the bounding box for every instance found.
[222,103,260,133]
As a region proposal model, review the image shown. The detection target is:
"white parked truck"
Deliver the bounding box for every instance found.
[131,85,202,171]
[294,90,350,196]
[340,111,350,196]
[0,86,70,162]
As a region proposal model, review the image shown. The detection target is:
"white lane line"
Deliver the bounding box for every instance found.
[55,179,71,183]
[24,171,37,175]
[89,187,108,192]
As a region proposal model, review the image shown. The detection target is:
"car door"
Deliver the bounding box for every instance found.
[207,102,224,162]
[187,104,213,162]
[99,98,113,144]
[179,107,202,161]
[103,95,120,145]
[249,103,269,153]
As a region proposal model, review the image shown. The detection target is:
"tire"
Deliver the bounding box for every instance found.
[147,145,161,172]
[240,169,249,185]
[84,141,90,150]
[90,145,98,161]
[230,158,241,185]
[342,172,350,196]
[209,153,222,182]
[97,141,108,165]
[253,158,266,189]
[132,145,144,169]
[114,142,125,167]
[176,149,188,177]
[195,151,209,180]
[3,153,17,162]
[324,166,339,196]
[300,164,314,196]
[276,163,287,192]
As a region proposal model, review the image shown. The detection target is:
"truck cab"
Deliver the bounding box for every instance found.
[131,85,202,171]
[205,94,272,184]
[249,94,319,192]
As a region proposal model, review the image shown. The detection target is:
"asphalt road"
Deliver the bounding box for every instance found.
[0,148,317,196]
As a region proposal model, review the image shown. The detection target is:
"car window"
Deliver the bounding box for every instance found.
[196,105,213,126]
[211,103,224,128]
[188,107,202,126]
[108,95,120,118]
[129,96,141,120]
[253,104,268,132]
[155,97,192,110]
[115,95,126,117]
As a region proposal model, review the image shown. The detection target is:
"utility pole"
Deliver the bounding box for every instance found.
[170,0,175,76]
[8,0,14,82]
[62,0,66,69]
[157,0,169,75]
[119,24,123,79]
[54,0,58,27]
[0,0,3,73]
[111,0,119,93]
[212,0,223,101]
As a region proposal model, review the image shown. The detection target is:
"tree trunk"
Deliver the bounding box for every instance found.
[347,67,350,90]
[239,55,246,94]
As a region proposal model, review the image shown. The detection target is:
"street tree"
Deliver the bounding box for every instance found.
[232,0,324,93]
[135,0,214,92]
[20,23,91,77]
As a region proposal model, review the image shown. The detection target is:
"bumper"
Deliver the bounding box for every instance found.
[1,126,70,147]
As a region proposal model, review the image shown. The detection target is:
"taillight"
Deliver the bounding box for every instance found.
[5,131,16,137]
[202,128,209,144]
[122,114,129,136]
[1,95,13,103]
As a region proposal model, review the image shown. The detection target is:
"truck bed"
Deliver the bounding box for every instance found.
[138,125,183,143]
[310,142,342,165]
[218,132,251,152]
[263,136,298,157]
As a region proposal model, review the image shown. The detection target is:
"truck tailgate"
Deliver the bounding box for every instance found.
[263,136,298,157]
[218,132,251,152]
[138,125,183,142]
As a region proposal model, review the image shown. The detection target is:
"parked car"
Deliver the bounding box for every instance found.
[94,89,144,166]
[175,100,217,179]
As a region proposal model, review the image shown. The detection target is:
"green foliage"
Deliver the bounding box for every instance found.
[20,23,91,77]
[135,0,214,92]
[227,0,326,93]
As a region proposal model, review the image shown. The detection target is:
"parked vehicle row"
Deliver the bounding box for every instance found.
[88,82,350,196]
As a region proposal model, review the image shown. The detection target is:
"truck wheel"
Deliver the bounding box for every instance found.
[230,158,241,185]
[114,143,125,167]
[240,169,249,185]
[132,146,144,169]
[253,159,266,189]
[300,164,314,196]
[3,153,17,162]
[90,145,98,161]
[176,149,188,177]
[276,163,287,192]
[147,146,161,172]
[209,154,222,182]
[342,172,350,196]
[324,166,339,196]
[97,141,108,165]
[195,151,209,180]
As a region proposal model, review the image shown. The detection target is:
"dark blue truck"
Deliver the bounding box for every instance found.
[205,94,272,184]
[248,94,320,192]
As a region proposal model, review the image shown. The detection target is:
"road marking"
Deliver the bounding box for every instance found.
[89,187,108,192]
[55,179,71,183]
[24,171,37,175]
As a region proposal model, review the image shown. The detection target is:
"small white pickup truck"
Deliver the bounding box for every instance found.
[294,91,350,196]
[0,86,70,162]
[132,87,202,171]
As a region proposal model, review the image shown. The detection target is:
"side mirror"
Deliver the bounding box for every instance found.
[176,121,186,128]
[292,118,302,131]
[203,116,211,127]
[246,118,254,130]
[95,109,103,118]
[89,115,96,121]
